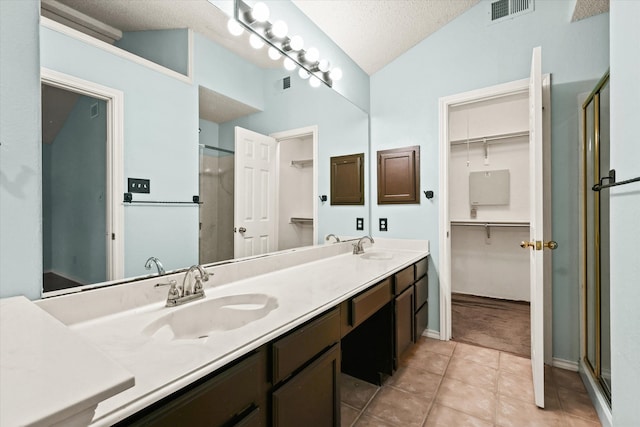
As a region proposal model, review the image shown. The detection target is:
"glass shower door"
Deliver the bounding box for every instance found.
[582,71,611,403]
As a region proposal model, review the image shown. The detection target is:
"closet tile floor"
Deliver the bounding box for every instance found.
[341,338,601,427]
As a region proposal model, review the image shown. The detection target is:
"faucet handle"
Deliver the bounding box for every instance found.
[166,280,180,301]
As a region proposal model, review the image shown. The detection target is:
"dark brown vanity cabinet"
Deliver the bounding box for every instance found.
[414,258,429,342]
[120,348,269,427]
[271,308,341,426]
[392,258,429,368]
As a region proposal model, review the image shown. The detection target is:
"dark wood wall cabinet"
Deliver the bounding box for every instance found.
[119,258,428,427]
[377,146,420,204]
[330,153,364,205]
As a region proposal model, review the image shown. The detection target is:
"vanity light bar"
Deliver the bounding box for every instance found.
[233,0,339,88]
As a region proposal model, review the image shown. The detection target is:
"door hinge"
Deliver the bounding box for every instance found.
[112,233,116,240]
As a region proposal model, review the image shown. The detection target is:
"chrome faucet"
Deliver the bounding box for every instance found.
[325,234,341,243]
[165,265,211,307]
[145,256,165,275]
[353,235,374,254]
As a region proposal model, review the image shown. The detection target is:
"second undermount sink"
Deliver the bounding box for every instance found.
[143,293,278,341]
[360,251,394,261]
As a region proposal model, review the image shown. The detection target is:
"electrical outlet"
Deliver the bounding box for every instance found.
[379,218,388,232]
[356,217,364,231]
[128,178,150,193]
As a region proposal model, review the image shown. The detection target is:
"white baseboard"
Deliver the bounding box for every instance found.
[552,357,579,372]
[422,329,441,340]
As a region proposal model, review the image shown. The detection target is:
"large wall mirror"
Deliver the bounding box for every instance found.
[39,0,370,296]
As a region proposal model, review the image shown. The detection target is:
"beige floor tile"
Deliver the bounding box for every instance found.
[552,367,587,393]
[386,366,441,398]
[498,369,535,404]
[341,374,380,410]
[452,342,500,369]
[401,347,451,376]
[363,386,432,427]
[435,377,496,422]
[354,414,397,427]
[419,337,456,356]
[557,387,600,422]
[496,394,565,427]
[499,352,532,378]
[424,403,493,427]
[341,403,361,427]
[444,357,498,391]
[564,414,603,426]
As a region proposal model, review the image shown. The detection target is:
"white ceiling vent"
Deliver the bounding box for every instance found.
[489,0,534,24]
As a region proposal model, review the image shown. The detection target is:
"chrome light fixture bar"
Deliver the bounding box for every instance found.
[232,0,341,88]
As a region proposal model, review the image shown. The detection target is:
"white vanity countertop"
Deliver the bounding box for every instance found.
[30,240,429,426]
[0,296,135,427]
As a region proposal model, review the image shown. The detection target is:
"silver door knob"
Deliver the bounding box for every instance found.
[238,227,247,233]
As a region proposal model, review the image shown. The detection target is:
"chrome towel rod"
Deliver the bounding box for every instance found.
[123,193,202,204]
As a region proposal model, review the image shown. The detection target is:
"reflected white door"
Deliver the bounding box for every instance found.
[528,46,545,408]
[234,127,277,258]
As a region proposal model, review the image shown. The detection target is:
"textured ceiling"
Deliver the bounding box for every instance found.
[571,0,609,22]
[53,0,610,78]
[292,0,479,75]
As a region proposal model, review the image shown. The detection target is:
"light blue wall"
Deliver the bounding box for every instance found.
[41,26,200,278]
[219,68,370,241]
[0,0,41,300]
[199,119,222,151]
[610,1,640,424]
[370,1,609,361]
[194,33,264,111]
[43,96,107,285]
[115,29,190,76]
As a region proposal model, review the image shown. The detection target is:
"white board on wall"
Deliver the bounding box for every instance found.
[469,169,510,206]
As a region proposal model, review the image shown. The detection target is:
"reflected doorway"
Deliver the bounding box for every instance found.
[41,84,107,292]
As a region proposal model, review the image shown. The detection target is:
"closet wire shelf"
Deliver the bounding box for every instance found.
[451,220,529,239]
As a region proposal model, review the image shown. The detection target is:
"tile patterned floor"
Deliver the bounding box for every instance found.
[341,338,602,427]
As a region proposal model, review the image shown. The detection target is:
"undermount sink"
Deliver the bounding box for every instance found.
[143,293,278,341]
[360,251,394,260]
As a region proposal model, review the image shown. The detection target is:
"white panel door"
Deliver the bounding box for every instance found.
[234,127,277,258]
[528,46,545,408]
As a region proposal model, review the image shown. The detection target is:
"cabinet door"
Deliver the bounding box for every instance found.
[124,349,267,427]
[330,153,364,205]
[272,344,340,427]
[395,286,415,369]
[377,146,420,204]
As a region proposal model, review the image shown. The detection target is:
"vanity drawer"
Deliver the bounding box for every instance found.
[414,276,428,310]
[272,308,340,384]
[394,265,414,295]
[125,348,267,426]
[415,257,428,280]
[351,278,392,327]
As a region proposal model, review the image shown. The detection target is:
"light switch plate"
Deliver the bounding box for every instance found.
[128,178,150,193]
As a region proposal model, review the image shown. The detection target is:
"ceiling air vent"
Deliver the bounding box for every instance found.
[283,76,291,90]
[489,0,534,24]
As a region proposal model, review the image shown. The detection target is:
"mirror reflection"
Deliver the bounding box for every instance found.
[40,0,370,295]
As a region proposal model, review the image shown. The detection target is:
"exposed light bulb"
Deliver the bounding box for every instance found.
[329,67,343,81]
[271,20,288,39]
[298,68,310,79]
[249,33,264,49]
[283,57,296,71]
[251,2,270,22]
[227,19,243,36]
[304,47,319,63]
[289,35,304,51]
[268,47,282,60]
[318,59,330,72]
[309,75,321,88]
